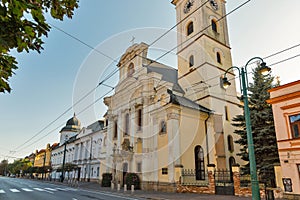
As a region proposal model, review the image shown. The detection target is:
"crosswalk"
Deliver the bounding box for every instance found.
[0,187,77,194]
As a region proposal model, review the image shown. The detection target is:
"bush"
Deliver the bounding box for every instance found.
[125,173,140,189]
[101,173,112,187]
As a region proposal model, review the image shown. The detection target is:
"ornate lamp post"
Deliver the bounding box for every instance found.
[222,57,271,200]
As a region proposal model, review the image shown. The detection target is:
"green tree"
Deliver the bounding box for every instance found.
[232,65,279,186]
[0,159,8,175]
[0,0,79,93]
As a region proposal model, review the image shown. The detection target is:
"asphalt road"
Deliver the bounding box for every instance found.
[0,176,143,200]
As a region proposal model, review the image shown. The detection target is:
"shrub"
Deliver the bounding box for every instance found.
[125,173,140,189]
[101,173,112,187]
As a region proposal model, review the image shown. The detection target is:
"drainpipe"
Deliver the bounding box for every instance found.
[205,113,210,164]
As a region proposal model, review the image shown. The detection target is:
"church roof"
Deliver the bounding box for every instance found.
[167,89,212,113]
[144,60,185,94]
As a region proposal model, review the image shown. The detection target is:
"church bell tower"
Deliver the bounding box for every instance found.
[172,0,242,169]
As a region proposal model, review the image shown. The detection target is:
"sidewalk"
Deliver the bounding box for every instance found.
[51,180,253,200]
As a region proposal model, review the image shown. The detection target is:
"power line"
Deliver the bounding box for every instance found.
[17,88,115,153]
[11,1,251,155]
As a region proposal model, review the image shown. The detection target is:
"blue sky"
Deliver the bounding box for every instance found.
[1,0,300,161]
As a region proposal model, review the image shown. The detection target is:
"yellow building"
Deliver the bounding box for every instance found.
[268,80,300,199]
[34,143,58,178]
[101,0,245,191]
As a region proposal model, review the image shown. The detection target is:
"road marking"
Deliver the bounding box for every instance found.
[45,188,57,191]
[56,188,68,191]
[10,189,20,193]
[0,190,5,193]
[33,188,45,191]
[22,188,33,192]
[66,188,78,191]
[33,187,53,193]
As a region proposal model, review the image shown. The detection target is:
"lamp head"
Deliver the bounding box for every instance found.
[222,77,231,89]
[259,62,271,75]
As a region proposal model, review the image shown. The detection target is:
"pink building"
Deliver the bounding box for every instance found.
[268,80,300,199]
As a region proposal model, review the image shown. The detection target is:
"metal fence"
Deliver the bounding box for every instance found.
[181,169,209,186]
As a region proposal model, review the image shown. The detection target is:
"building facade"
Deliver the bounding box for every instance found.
[33,143,57,179]
[268,80,300,199]
[51,115,106,182]
[101,0,243,191]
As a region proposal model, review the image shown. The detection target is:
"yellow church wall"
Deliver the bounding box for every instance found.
[179,108,208,169]
[157,129,169,182]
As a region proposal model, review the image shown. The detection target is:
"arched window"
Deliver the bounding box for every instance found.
[229,157,236,182]
[189,55,194,67]
[212,19,217,32]
[187,21,194,36]
[114,121,118,139]
[216,52,221,64]
[160,120,167,134]
[227,135,234,152]
[127,63,135,77]
[125,113,130,135]
[194,145,205,180]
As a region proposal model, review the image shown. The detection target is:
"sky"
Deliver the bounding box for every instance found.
[1,0,300,161]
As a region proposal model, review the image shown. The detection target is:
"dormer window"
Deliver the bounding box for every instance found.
[127,63,135,77]
[189,55,194,67]
[187,21,194,36]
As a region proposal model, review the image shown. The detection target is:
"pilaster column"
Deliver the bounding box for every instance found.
[167,108,180,182]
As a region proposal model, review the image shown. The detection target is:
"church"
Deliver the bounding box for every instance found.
[100,0,243,191]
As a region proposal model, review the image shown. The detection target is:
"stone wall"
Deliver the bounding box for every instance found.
[141,181,176,193]
[176,165,284,199]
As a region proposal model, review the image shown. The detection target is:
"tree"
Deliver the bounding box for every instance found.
[0,0,79,93]
[0,159,8,175]
[232,64,279,186]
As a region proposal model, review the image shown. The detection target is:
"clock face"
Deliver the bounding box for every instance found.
[210,0,218,10]
[183,0,194,14]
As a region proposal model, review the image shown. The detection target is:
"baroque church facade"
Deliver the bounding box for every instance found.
[101,0,243,190]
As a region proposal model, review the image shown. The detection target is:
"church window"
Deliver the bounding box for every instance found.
[225,106,229,120]
[160,120,167,134]
[212,19,218,32]
[227,135,234,152]
[124,113,130,135]
[137,108,142,131]
[189,55,194,67]
[114,121,118,139]
[217,52,222,64]
[137,162,142,172]
[194,145,205,180]
[162,168,168,175]
[127,63,135,77]
[187,21,194,36]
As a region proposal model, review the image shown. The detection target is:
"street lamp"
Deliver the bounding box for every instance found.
[222,57,271,200]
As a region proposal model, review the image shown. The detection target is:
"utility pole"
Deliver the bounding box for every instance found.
[87,137,93,182]
[42,150,46,180]
[61,142,67,182]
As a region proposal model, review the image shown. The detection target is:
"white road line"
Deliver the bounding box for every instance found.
[45,188,57,191]
[0,190,5,193]
[33,188,45,191]
[56,188,67,191]
[22,188,33,192]
[66,188,78,191]
[33,188,53,193]
[10,189,20,193]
